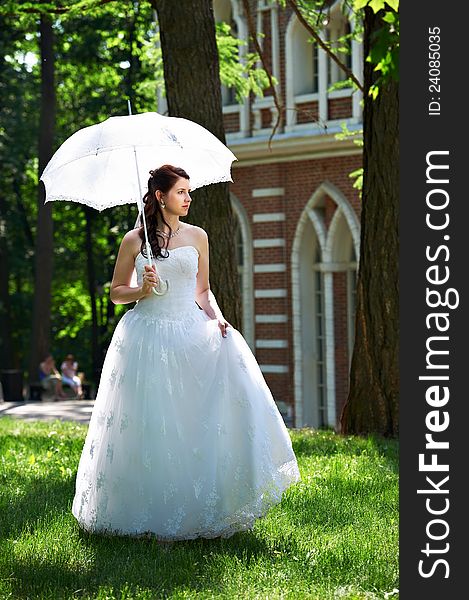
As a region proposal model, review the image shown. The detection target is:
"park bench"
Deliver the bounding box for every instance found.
[28,380,94,401]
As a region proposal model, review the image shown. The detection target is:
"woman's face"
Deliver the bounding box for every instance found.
[156,177,192,217]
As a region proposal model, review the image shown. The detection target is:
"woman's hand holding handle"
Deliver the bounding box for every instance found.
[141,264,159,297]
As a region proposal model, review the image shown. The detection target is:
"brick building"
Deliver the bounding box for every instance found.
[160,0,363,429]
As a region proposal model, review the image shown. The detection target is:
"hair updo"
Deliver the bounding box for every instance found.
[138,164,190,260]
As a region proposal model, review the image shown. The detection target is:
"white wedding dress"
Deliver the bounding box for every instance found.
[72,245,300,540]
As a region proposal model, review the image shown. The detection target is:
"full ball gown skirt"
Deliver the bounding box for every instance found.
[72,245,300,540]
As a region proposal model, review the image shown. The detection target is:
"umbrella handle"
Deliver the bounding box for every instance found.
[146,243,169,296]
[152,278,169,296]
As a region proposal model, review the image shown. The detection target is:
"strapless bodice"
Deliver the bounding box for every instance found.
[133,245,201,319]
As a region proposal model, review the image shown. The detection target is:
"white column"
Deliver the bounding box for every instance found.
[291,243,303,427]
[284,14,297,129]
[352,37,363,120]
[256,3,263,69]
[234,3,250,136]
[271,6,281,93]
[329,24,339,85]
[323,271,337,427]
[318,31,329,123]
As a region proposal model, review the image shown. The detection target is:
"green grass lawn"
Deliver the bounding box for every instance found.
[0,417,398,600]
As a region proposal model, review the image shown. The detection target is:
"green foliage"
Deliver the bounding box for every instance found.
[0,13,41,366]
[278,1,398,99]
[352,0,399,98]
[354,0,398,12]
[1,3,155,378]
[335,122,363,148]
[216,21,272,103]
[280,0,360,95]
[335,123,364,194]
[1,2,275,377]
[349,166,364,193]
[367,10,399,98]
[52,281,92,339]
[279,1,397,195]
[0,419,399,599]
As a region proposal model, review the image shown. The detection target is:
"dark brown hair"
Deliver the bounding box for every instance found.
[138,164,190,260]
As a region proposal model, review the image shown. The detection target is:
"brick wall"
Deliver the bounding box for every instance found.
[328,97,353,120]
[296,101,320,124]
[223,3,355,134]
[230,155,361,425]
[215,2,363,427]
[223,112,240,133]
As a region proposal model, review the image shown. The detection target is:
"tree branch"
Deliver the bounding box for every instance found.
[240,0,283,148]
[287,0,364,93]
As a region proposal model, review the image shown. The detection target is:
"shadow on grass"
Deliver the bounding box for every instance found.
[0,429,83,540]
[0,474,76,539]
[1,423,398,599]
[6,525,296,599]
[3,475,397,600]
[2,460,299,597]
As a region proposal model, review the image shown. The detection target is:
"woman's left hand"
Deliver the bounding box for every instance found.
[217,317,232,338]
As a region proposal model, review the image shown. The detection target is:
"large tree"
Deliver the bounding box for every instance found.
[0,12,40,373]
[151,0,241,328]
[28,14,56,383]
[277,0,399,435]
[340,2,399,436]
[2,0,269,381]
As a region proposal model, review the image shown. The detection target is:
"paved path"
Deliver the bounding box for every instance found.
[0,400,95,423]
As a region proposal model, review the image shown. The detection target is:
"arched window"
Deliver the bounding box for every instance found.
[326,9,352,88]
[212,0,250,137]
[294,23,319,96]
[251,0,281,136]
[292,197,329,429]
[286,5,358,129]
[213,0,238,107]
[292,181,360,428]
[286,15,319,99]
[285,14,321,129]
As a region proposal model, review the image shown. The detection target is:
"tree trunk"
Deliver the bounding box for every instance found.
[0,194,13,369]
[151,0,241,328]
[28,15,56,382]
[84,206,99,383]
[13,176,34,247]
[340,7,399,436]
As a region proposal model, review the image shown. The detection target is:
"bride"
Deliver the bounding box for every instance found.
[72,164,300,540]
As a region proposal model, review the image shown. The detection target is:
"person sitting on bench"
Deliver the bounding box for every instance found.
[39,354,66,399]
[60,354,83,399]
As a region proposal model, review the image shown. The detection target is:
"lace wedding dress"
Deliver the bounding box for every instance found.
[72,245,300,540]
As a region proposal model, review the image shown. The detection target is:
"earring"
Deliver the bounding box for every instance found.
[156,191,165,208]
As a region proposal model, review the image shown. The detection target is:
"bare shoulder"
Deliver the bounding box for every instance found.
[122,228,142,243]
[182,223,208,253]
[120,228,142,258]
